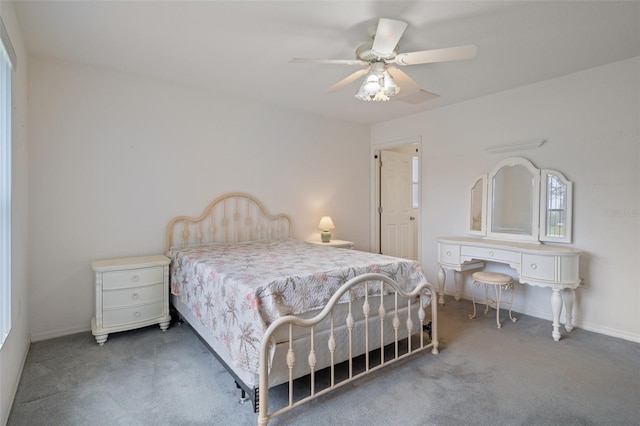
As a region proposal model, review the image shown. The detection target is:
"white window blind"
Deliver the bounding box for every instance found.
[0,16,15,349]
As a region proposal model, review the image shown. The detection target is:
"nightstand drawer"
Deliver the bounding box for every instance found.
[103,283,164,309]
[103,301,164,328]
[102,266,164,290]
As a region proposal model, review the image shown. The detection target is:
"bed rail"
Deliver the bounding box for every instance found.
[257,273,439,425]
[166,192,292,251]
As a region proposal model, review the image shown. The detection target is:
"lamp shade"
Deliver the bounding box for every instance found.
[317,216,335,230]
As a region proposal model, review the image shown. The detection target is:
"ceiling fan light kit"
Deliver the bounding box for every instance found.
[291,18,477,104]
[355,63,399,101]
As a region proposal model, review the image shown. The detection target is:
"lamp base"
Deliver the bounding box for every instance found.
[321,230,331,243]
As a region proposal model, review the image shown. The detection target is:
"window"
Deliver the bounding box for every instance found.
[539,169,573,243]
[544,174,567,237]
[0,17,15,349]
[412,156,419,208]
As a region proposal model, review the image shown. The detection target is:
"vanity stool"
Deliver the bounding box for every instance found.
[469,271,517,328]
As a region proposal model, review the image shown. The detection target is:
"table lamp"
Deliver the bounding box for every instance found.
[318,216,335,243]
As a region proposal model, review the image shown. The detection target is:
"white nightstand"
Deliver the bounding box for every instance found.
[91,255,171,345]
[306,239,355,249]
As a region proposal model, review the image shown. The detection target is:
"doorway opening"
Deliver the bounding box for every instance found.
[370,137,422,261]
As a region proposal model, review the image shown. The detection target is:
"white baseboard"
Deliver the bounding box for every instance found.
[30,325,91,342]
[574,321,640,343]
[443,292,640,343]
[2,336,30,426]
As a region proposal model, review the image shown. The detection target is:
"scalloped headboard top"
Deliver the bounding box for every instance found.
[166,192,292,251]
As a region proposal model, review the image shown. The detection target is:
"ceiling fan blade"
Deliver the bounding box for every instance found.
[290,58,368,66]
[387,67,421,96]
[372,18,408,56]
[396,89,440,104]
[394,44,477,66]
[325,68,369,93]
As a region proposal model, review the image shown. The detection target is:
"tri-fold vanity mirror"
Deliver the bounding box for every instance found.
[439,156,578,341]
[469,157,573,243]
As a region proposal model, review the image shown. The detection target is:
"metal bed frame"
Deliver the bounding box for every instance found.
[166,193,439,424]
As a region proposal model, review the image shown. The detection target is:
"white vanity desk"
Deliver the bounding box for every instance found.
[437,236,581,341]
[448,156,581,341]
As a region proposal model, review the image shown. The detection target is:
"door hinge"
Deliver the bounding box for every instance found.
[378,206,383,214]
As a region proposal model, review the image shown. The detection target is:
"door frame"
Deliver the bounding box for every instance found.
[370,135,422,259]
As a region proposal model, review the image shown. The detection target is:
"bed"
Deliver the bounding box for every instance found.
[165,193,439,424]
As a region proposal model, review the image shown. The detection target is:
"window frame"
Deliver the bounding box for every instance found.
[539,169,573,243]
[411,156,419,209]
[0,16,16,349]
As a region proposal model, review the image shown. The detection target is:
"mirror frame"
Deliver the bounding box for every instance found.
[539,169,573,243]
[486,157,540,243]
[469,156,573,244]
[468,174,487,236]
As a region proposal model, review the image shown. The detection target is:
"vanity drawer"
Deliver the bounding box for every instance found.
[461,246,520,264]
[439,243,461,264]
[103,301,164,328]
[521,254,556,281]
[102,266,164,290]
[103,283,164,309]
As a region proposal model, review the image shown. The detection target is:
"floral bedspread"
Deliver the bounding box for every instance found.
[167,239,428,375]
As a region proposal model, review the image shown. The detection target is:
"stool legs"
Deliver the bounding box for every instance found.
[483,284,489,314]
[469,280,480,320]
[494,284,502,328]
[506,283,517,324]
[492,284,518,327]
[469,280,517,328]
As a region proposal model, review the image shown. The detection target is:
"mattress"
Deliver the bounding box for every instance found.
[172,293,423,389]
[167,239,428,376]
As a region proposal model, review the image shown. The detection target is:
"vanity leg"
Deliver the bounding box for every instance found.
[563,289,575,332]
[551,289,563,341]
[454,271,462,302]
[437,267,446,306]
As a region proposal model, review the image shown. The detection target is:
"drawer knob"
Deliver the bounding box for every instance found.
[446,251,451,256]
[132,292,139,300]
[531,263,538,270]
[131,275,140,282]
[134,311,141,318]
[489,251,494,257]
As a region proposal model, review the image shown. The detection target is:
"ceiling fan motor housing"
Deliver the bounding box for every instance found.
[356,41,398,62]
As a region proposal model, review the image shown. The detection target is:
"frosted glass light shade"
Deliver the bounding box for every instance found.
[355,69,398,102]
[382,71,399,96]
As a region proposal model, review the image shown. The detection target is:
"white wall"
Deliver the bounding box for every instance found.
[27,57,370,341]
[0,1,29,423]
[372,57,640,342]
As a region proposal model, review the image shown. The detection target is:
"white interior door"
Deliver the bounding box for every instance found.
[380,150,415,259]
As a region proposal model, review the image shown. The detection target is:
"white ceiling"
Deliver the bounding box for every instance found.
[13,1,640,125]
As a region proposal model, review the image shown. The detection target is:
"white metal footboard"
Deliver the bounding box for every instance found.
[257,273,439,425]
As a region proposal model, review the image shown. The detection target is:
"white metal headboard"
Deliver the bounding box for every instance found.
[165,192,292,251]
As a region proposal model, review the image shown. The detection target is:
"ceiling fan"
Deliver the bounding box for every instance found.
[291,18,477,103]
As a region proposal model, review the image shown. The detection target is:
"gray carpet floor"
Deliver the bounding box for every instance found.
[7,297,640,426]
